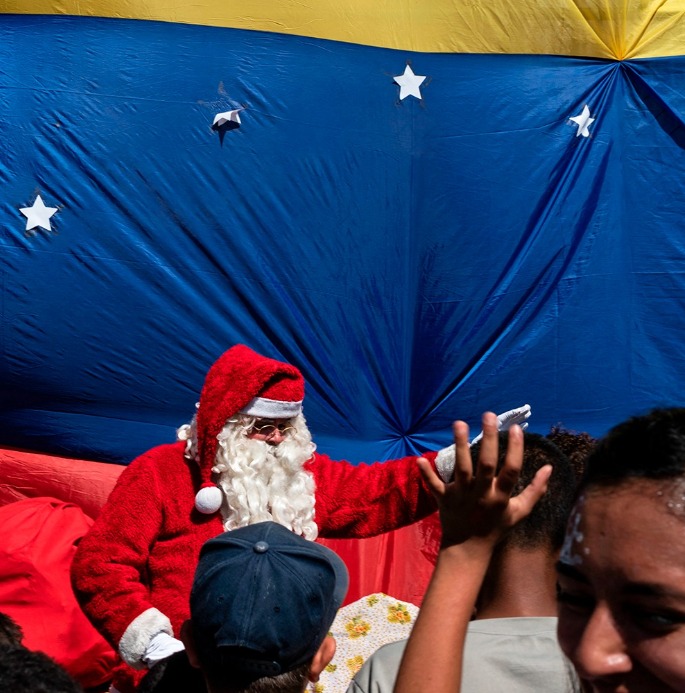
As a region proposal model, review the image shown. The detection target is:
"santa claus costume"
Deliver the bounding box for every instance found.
[71,345,456,693]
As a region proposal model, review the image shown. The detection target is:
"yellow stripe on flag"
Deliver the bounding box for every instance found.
[3,0,685,58]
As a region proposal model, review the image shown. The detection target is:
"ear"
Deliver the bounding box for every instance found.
[308,635,336,683]
[180,620,201,669]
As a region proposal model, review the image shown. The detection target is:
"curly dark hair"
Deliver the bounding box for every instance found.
[471,432,578,550]
[583,407,685,489]
[0,645,82,693]
[0,613,23,647]
[546,425,597,482]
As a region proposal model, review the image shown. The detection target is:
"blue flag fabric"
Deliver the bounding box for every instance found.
[2,15,685,464]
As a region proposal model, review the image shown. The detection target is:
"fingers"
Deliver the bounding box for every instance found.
[452,420,473,485]
[474,412,499,492]
[417,457,446,498]
[509,464,552,523]
[494,423,524,498]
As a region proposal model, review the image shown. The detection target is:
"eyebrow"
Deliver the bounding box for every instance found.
[556,562,685,600]
[622,583,685,599]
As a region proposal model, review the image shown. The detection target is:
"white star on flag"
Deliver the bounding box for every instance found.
[212,109,242,127]
[20,195,58,231]
[394,65,426,100]
[569,105,595,138]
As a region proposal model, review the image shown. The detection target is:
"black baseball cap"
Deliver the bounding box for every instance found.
[190,522,349,677]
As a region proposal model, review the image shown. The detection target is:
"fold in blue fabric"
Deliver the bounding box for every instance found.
[1,16,685,463]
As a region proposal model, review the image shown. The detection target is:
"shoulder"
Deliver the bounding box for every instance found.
[466,616,559,637]
[465,617,562,653]
[121,441,189,475]
[366,638,408,664]
[462,618,576,692]
[111,441,194,494]
[129,441,187,466]
[348,639,407,693]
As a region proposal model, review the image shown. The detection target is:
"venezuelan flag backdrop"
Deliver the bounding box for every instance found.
[1,1,685,464]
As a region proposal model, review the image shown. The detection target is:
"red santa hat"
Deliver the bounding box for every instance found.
[193,345,305,514]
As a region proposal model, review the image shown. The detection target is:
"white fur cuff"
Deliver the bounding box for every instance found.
[435,445,456,483]
[118,607,173,669]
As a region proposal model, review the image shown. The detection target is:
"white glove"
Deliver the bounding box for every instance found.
[142,632,185,668]
[470,404,531,446]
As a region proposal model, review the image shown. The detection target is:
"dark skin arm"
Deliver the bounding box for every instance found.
[394,412,552,693]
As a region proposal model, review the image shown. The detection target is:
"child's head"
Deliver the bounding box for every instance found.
[184,521,348,693]
[0,613,23,647]
[556,407,685,691]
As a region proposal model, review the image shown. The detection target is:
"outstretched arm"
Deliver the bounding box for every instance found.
[394,413,551,693]
[307,450,441,538]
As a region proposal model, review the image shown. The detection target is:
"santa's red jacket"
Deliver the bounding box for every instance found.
[71,440,440,692]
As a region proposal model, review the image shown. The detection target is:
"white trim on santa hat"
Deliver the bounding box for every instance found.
[240,396,302,419]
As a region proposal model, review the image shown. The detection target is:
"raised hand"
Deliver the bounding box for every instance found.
[418,411,550,550]
[396,413,552,693]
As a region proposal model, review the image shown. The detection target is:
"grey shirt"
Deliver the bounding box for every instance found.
[347,617,579,693]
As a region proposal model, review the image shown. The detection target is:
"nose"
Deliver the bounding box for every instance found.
[265,428,285,445]
[565,603,631,681]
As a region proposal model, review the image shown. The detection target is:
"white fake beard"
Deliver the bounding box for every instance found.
[212,414,318,540]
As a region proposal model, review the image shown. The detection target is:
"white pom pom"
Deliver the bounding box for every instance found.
[195,486,223,514]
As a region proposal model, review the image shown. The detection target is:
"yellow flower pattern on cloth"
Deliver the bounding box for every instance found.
[387,602,412,624]
[306,593,419,693]
[345,616,371,639]
[346,655,364,676]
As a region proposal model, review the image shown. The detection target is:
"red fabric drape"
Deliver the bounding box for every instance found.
[318,514,440,606]
[0,497,118,688]
[0,447,123,519]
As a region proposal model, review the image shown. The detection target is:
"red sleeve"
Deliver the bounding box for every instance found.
[308,450,439,538]
[70,448,165,649]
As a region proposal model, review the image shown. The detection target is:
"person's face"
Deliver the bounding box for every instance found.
[245,418,294,446]
[556,481,685,692]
